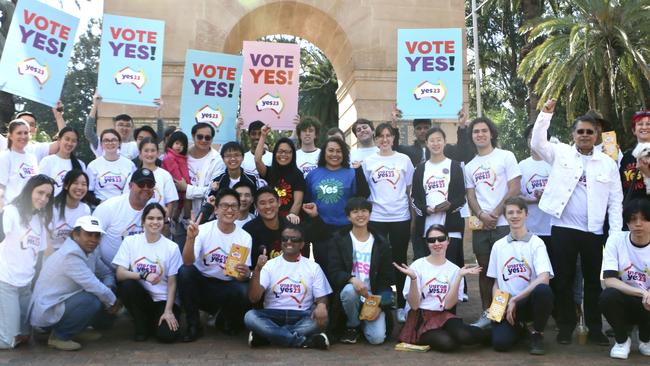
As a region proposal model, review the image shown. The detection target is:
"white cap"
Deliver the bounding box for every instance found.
[74,216,105,234]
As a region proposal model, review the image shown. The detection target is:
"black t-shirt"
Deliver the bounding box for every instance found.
[264,166,306,217]
[620,148,648,201]
[243,216,289,267]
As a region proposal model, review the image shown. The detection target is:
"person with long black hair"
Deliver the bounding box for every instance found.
[48,170,91,252]
[39,127,86,197]
[0,175,54,349]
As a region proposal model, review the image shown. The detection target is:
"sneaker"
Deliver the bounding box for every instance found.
[339,328,359,344]
[529,332,545,355]
[248,331,269,348]
[48,333,81,351]
[470,310,491,329]
[396,308,406,323]
[639,340,650,356]
[588,331,610,346]
[73,329,102,342]
[556,329,572,345]
[303,333,330,350]
[610,337,631,359]
[462,293,469,302]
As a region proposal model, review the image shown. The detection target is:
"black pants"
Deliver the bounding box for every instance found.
[550,226,604,333]
[599,287,650,344]
[370,220,411,308]
[178,264,250,329]
[491,284,554,351]
[419,318,483,352]
[311,223,345,275]
[117,279,181,342]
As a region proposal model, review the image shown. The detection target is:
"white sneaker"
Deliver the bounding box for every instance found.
[639,340,650,356]
[396,308,406,323]
[462,293,469,302]
[610,337,631,359]
[470,310,491,329]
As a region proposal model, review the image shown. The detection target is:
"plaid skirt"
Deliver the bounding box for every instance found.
[398,308,457,344]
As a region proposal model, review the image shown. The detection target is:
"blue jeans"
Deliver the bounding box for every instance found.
[244,309,320,347]
[52,291,105,341]
[340,284,386,344]
[0,281,31,349]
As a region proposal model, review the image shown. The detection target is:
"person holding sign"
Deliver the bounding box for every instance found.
[245,223,332,349]
[599,198,650,359]
[113,203,182,343]
[255,125,305,224]
[178,188,252,342]
[486,197,554,355]
[394,224,483,352]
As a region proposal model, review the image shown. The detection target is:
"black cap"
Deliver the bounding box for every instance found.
[131,168,156,185]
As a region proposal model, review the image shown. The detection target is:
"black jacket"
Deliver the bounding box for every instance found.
[210,168,258,196]
[411,159,465,235]
[328,228,394,294]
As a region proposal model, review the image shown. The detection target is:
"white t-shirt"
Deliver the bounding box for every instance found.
[26,141,51,162]
[351,146,379,165]
[0,134,6,152]
[87,156,136,202]
[296,148,320,178]
[93,194,145,267]
[113,234,182,302]
[422,159,460,238]
[0,205,48,287]
[402,258,464,312]
[0,150,39,204]
[552,154,591,233]
[38,154,87,197]
[124,167,178,206]
[363,152,414,222]
[235,213,255,228]
[49,203,91,249]
[93,141,139,160]
[260,255,332,311]
[242,150,272,182]
[518,157,552,236]
[192,222,252,281]
[487,233,554,297]
[602,232,650,291]
[351,232,374,290]
[464,148,521,227]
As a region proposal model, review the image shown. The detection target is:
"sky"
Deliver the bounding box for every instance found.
[39,0,104,39]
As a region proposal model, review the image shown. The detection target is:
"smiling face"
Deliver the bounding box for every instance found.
[471,122,492,149]
[324,141,343,169]
[275,142,293,166]
[31,183,53,210]
[223,149,243,170]
[347,208,370,228]
[73,229,102,254]
[354,123,373,144]
[216,194,239,225]
[101,132,120,154]
[426,131,445,157]
[129,180,155,207]
[114,119,133,142]
[66,174,88,202]
[235,186,253,213]
[249,129,262,149]
[299,126,316,146]
[192,126,213,153]
[9,123,30,151]
[634,117,650,143]
[280,227,304,256]
[143,207,165,236]
[136,130,154,144]
[572,120,597,152]
[504,204,528,230]
[172,140,185,154]
[139,142,159,165]
[426,229,449,255]
[374,126,394,151]
[59,131,78,156]
[255,192,279,221]
[414,122,431,144]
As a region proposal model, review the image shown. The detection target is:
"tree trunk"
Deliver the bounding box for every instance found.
[520,0,543,123]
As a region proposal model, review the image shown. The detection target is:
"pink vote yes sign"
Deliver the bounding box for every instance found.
[241,41,299,130]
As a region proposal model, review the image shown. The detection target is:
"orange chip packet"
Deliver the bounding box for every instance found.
[359,294,382,321]
[223,244,250,277]
[468,215,484,230]
[602,131,618,161]
[487,289,511,322]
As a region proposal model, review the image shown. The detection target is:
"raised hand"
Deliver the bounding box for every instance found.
[255,247,268,272]
[301,203,318,218]
[542,99,556,114]
[261,124,272,136]
[391,103,403,125]
[392,262,417,280]
[186,211,203,241]
[458,109,468,128]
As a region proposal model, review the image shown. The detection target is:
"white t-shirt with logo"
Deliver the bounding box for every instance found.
[193,222,252,281]
[351,146,379,165]
[518,157,552,236]
[0,150,39,204]
[93,141,139,160]
[296,148,320,178]
[422,159,461,239]
[113,234,182,302]
[464,148,521,227]
[260,255,332,311]
[49,203,91,250]
[123,167,179,206]
[552,154,591,233]
[93,194,145,268]
[38,155,87,197]
[0,205,48,287]
[242,150,272,182]
[602,232,650,291]
[351,232,374,290]
[487,233,554,297]
[402,258,464,312]
[363,152,414,222]
[87,156,136,202]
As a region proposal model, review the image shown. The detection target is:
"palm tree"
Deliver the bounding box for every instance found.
[518,0,650,132]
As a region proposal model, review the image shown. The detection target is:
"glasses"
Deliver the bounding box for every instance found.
[426,235,447,243]
[576,129,595,135]
[281,235,304,243]
[136,181,155,189]
[276,149,292,155]
[102,138,119,144]
[218,203,239,211]
[195,134,213,142]
[223,153,242,160]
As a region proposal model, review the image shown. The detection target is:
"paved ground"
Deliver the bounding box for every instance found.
[2,236,645,365]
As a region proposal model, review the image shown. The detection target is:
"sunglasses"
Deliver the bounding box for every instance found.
[576,129,595,135]
[426,235,448,243]
[195,134,213,141]
[281,235,303,243]
[136,181,155,189]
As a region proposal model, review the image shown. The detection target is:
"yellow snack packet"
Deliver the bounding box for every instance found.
[602,131,618,161]
[359,294,382,321]
[395,342,430,352]
[487,289,511,322]
[468,215,484,230]
[223,244,250,277]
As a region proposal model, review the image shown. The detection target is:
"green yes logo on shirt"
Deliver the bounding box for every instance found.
[317,178,344,204]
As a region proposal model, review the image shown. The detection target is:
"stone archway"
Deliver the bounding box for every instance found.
[100,0,466,143]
